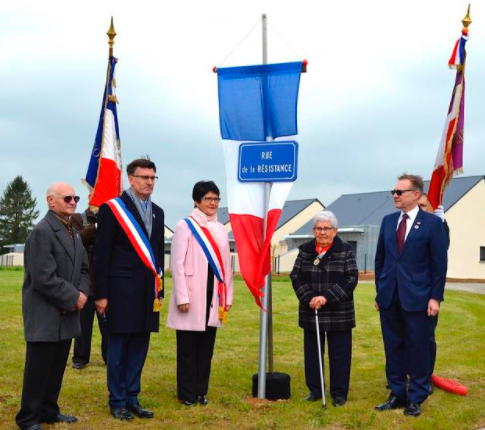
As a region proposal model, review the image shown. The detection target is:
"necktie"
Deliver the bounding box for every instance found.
[396,213,408,254]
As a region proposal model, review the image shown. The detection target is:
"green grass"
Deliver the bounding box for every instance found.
[0,270,484,430]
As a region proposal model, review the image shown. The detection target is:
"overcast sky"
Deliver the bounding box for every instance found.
[1,0,484,228]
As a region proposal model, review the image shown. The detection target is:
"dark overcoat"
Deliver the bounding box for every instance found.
[93,192,165,334]
[290,236,358,332]
[22,211,89,342]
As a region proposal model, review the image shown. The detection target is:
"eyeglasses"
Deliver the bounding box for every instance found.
[391,189,416,196]
[62,195,80,203]
[132,175,158,182]
[202,197,221,204]
[313,227,335,234]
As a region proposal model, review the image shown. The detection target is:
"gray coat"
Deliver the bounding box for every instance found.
[22,211,89,342]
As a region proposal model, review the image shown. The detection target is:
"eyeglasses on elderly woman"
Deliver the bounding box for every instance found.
[313,227,335,234]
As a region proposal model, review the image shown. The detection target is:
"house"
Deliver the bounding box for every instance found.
[281,175,485,280]
[0,244,25,266]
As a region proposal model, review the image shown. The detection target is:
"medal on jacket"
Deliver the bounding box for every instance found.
[314,242,333,266]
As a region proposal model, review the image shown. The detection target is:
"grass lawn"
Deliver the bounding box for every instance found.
[0,268,484,430]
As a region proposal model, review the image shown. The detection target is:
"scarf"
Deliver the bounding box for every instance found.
[125,187,153,238]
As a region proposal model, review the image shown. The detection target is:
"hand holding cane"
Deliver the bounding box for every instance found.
[314,308,327,409]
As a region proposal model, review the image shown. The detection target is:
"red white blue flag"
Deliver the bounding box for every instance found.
[428,26,468,209]
[84,56,123,207]
[217,62,302,307]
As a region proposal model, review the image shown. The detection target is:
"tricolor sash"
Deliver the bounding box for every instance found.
[106,197,163,312]
[184,216,228,323]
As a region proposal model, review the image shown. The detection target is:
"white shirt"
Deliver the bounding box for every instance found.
[397,205,419,240]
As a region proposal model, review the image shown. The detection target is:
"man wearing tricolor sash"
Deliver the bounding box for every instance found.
[93,158,165,421]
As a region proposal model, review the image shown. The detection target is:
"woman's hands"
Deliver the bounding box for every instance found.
[309,295,327,310]
[178,303,190,313]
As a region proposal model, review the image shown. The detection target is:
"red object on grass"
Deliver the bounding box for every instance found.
[431,374,468,396]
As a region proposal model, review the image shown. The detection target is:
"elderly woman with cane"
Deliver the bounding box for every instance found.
[290,210,358,407]
[167,181,233,406]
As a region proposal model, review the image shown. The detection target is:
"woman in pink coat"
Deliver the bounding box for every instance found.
[167,181,234,406]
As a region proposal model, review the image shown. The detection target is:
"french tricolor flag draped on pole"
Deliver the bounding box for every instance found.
[84,56,123,207]
[428,24,469,209]
[217,62,302,307]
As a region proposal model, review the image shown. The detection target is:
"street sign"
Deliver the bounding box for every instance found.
[238,140,298,182]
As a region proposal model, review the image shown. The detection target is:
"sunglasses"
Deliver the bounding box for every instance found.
[391,189,416,196]
[62,195,80,203]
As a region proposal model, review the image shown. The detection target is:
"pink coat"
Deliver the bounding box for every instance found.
[166,208,234,331]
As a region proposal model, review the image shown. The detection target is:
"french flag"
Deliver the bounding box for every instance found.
[84,56,123,207]
[217,62,302,307]
[428,32,467,209]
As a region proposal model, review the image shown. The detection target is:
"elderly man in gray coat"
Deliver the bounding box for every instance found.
[15,183,89,430]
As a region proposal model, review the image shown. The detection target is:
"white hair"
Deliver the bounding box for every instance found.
[45,182,74,208]
[313,210,338,228]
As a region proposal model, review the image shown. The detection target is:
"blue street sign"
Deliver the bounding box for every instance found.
[238,141,298,182]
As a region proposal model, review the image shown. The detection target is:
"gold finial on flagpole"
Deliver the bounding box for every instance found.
[462,5,472,29]
[107,17,117,57]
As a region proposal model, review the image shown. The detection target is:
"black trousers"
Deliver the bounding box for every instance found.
[16,340,71,430]
[72,296,108,365]
[176,327,217,402]
[429,314,439,375]
[304,328,352,400]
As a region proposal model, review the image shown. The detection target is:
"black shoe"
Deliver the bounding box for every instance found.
[41,413,78,424]
[180,399,197,406]
[110,407,133,420]
[404,401,421,417]
[375,394,407,411]
[332,397,346,407]
[25,425,43,430]
[304,392,322,402]
[127,403,154,418]
[197,395,209,405]
[72,362,87,370]
[428,384,434,395]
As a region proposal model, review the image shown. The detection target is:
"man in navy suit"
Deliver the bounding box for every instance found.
[94,158,165,421]
[374,174,447,417]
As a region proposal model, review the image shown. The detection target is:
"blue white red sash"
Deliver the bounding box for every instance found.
[184,216,228,322]
[106,197,163,312]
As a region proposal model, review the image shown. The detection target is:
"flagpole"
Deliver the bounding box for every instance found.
[257,12,273,399]
[107,17,116,58]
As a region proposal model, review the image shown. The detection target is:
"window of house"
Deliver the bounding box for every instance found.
[480,247,485,262]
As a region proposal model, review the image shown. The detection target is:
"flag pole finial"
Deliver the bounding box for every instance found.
[107,17,117,57]
[462,5,472,29]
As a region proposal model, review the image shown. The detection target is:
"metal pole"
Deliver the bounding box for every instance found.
[315,309,327,409]
[257,13,271,399]
[268,273,274,373]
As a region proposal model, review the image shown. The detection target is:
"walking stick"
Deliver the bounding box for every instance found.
[314,308,327,409]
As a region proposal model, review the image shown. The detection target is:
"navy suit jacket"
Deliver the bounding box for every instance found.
[93,192,165,334]
[375,208,448,312]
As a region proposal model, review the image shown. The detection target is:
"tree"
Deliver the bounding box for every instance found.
[0,176,39,251]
